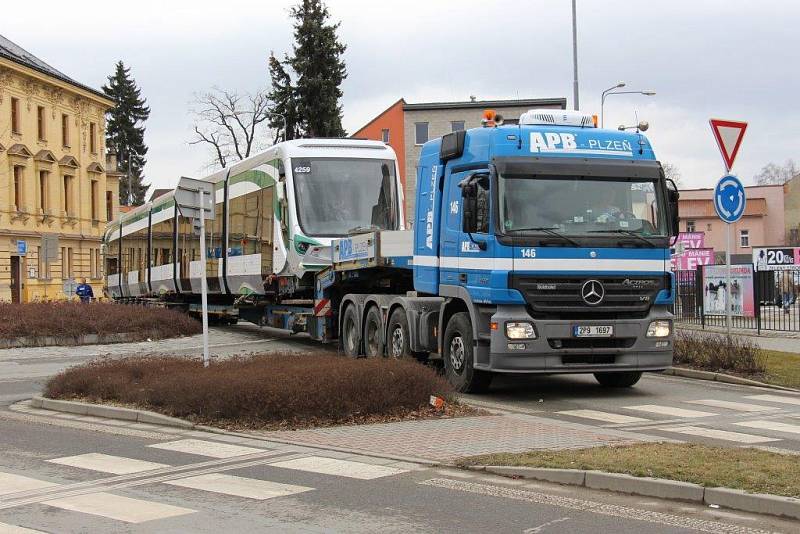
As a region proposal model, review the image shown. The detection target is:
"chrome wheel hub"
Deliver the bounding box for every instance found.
[449,335,465,372]
[390,327,404,358]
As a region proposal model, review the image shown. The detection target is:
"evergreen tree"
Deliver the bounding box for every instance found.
[288,0,347,138]
[103,61,150,205]
[267,52,299,142]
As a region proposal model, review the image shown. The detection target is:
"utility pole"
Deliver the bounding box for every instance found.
[126,146,133,206]
[571,0,580,110]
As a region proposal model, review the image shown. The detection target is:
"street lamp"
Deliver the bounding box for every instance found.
[600,85,656,128]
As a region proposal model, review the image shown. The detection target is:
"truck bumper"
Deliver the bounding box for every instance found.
[477,305,673,374]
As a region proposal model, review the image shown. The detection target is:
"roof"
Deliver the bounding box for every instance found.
[403,97,566,111]
[149,188,171,202]
[0,34,111,103]
[679,197,768,218]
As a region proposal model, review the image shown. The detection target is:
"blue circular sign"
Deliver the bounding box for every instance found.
[713,174,746,224]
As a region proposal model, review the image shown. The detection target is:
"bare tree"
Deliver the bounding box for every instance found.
[189,88,273,169]
[662,162,682,187]
[753,159,798,185]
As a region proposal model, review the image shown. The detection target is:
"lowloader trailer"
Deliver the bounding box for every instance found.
[106,110,679,392]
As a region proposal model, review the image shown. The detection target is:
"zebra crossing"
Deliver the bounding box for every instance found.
[0,438,418,530]
[555,393,800,446]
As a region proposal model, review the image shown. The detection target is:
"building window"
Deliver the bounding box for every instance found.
[451,120,465,132]
[62,114,70,147]
[61,247,74,279]
[13,166,24,210]
[686,220,696,232]
[63,175,73,215]
[381,128,389,143]
[39,170,49,212]
[90,122,97,153]
[707,223,712,231]
[91,180,99,220]
[739,229,750,248]
[95,248,102,279]
[11,97,20,134]
[415,122,428,145]
[106,190,114,221]
[37,106,46,140]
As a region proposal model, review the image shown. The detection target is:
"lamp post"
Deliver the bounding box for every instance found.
[571,0,579,110]
[600,84,656,128]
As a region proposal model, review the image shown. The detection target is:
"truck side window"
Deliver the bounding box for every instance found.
[475,176,489,234]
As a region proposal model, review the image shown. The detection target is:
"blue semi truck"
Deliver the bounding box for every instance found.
[323,108,679,392]
[107,109,679,393]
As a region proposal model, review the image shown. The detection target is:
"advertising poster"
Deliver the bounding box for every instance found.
[753,247,800,271]
[671,247,714,271]
[702,264,755,317]
[676,232,705,249]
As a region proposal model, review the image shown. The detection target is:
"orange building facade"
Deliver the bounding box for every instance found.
[352,98,407,191]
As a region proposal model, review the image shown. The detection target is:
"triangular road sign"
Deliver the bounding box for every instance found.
[709,118,748,172]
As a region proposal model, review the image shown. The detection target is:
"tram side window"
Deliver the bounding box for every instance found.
[229,186,273,257]
[151,218,174,266]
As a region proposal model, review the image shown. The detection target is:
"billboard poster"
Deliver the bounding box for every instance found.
[702,264,755,317]
[676,232,705,249]
[671,247,714,271]
[753,247,800,271]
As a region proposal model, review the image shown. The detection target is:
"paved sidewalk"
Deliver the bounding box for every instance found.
[254,413,655,462]
[677,323,800,353]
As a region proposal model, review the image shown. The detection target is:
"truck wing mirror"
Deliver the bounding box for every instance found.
[666,178,680,237]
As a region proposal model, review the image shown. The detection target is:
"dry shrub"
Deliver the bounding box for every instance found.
[0,302,201,342]
[673,330,766,374]
[44,353,455,428]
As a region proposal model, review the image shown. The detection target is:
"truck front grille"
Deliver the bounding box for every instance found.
[510,274,665,320]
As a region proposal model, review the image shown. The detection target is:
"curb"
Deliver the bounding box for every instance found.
[28,396,438,467]
[0,332,144,349]
[465,465,800,521]
[664,367,800,392]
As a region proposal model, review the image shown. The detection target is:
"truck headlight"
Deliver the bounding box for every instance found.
[646,320,671,338]
[506,322,536,340]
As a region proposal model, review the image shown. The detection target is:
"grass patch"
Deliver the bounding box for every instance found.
[673,330,766,374]
[458,443,800,498]
[44,353,471,430]
[761,350,800,389]
[0,302,201,343]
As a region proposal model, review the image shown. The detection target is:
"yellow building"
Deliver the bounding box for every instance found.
[0,34,119,302]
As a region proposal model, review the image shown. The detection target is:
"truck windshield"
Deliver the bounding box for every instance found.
[499,176,668,237]
[291,158,399,237]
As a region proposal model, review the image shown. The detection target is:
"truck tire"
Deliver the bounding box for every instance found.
[342,304,361,358]
[443,312,492,393]
[386,308,412,359]
[363,306,384,358]
[594,371,642,388]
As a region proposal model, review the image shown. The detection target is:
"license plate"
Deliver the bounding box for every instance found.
[573,325,614,337]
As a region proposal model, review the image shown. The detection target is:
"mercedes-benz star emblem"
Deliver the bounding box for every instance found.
[581,280,605,306]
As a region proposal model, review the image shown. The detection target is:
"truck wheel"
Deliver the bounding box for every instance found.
[443,312,493,393]
[342,305,361,358]
[387,308,412,359]
[594,371,642,388]
[363,306,384,358]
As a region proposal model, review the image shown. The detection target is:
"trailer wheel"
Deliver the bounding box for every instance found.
[342,304,361,358]
[443,312,493,393]
[386,308,412,359]
[363,306,384,358]
[593,371,642,388]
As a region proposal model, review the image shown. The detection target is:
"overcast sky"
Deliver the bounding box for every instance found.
[5,0,798,192]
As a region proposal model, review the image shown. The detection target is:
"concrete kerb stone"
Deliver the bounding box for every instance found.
[663,367,799,392]
[704,487,800,521]
[474,465,800,520]
[40,398,88,415]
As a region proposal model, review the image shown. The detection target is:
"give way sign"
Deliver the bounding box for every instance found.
[709,118,748,172]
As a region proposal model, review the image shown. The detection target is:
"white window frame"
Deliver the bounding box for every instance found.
[686,220,696,232]
[739,229,750,248]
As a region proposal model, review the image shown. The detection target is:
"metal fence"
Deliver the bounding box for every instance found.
[673,266,800,332]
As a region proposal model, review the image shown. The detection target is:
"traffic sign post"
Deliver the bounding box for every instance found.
[176,177,215,367]
[710,118,748,337]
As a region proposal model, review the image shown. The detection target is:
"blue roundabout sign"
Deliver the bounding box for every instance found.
[713,175,746,224]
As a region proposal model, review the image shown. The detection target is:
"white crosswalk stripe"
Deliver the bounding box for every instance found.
[43,492,195,523]
[684,399,777,412]
[48,453,170,474]
[148,439,266,458]
[745,394,800,407]
[623,405,717,418]
[657,425,780,444]
[0,473,58,496]
[164,473,313,500]
[557,409,650,424]
[733,420,800,435]
[269,456,406,479]
[0,522,46,533]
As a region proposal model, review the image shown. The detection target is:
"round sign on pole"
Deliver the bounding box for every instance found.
[713,174,746,224]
